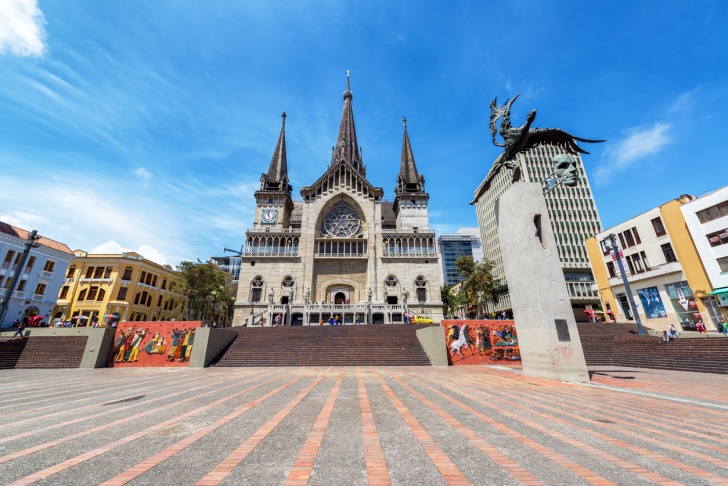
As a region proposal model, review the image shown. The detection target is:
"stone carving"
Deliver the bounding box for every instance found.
[553,154,579,187]
[402,288,409,305]
[268,288,274,304]
[487,95,604,184]
[367,288,372,303]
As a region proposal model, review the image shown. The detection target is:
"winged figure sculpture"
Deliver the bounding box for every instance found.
[486,94,604,183]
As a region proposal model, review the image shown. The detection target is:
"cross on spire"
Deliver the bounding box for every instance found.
[346,69,351,77]
[402,116,407,128]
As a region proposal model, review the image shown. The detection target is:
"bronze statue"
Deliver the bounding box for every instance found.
[487,94,604,183]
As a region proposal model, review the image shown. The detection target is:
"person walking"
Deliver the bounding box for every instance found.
[13,321,26,339]
[721,320,728,337]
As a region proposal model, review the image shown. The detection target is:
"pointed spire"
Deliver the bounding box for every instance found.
[261,112,290,193]
[330,71,364,173]
[399,116,419,183]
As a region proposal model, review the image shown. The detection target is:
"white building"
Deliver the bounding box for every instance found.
[586,195,722,331]
[0,222,74,328]
[680,185,728,319]
[232,78,443,326]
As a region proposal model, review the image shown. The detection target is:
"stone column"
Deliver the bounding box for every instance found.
[497,182,589,382]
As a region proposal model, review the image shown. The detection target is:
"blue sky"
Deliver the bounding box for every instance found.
[1,1,727,266]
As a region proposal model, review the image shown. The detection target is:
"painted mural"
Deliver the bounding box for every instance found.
[107,321,202,367]
[442,320,521,366]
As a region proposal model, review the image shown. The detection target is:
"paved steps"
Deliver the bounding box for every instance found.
[0,336,88,369]
[0,338,27,369]
[211,324,433,367]
[577,322,728,374]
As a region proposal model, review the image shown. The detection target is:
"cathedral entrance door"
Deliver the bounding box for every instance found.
[334,292,346,305]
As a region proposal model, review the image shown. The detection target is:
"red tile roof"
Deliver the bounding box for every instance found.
[0,221,74,255]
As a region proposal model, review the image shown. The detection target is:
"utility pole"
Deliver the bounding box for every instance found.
[0,230,41,326]
[605,233,645,335]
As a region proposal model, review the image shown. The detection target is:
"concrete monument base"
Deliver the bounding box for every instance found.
[497,182,589,382]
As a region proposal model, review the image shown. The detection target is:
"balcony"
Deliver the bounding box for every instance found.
[33,293,45,301]
[314,252,367,259]
[80,277,114,285]
[12,290,27,299]
[247,228,301,235]
[42,270,54,279]
[381,229,436,235]
[243,250,299,258]
[607,260,683,287]
[382,250,437,258]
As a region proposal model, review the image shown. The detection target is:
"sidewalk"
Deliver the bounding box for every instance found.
[0,365,727,485]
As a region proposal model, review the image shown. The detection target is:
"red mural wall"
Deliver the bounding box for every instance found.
[442,320,521,366]
[107,321,203,368]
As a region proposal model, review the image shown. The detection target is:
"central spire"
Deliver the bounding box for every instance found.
[330,71,364,175]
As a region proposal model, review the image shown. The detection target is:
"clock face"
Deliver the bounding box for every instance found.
[261,209,278,224]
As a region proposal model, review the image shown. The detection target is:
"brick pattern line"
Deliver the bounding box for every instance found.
[383,368,581,485]
[474,375,728,477]
[424,369,722,484]
[2,371,290,474]
[283,370,346,485]
[101,371,323,486]
[195,368,333,486]
[0,373,175,418]
[495,372,728,459]
[7,372,298,486]
[0,373,229,445]
[370,368,471,485]
[358,368,391,486]
[400,368,679,485]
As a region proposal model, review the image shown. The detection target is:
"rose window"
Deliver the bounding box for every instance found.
[385,275,398,287]
[321,202,362,238]
[282,276,295,287]
[252,276,264,288]
[415,275,427,288]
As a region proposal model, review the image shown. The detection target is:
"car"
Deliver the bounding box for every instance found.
[414,315,433,324]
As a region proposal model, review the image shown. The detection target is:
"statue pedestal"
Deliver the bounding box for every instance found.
[496,182,589,382]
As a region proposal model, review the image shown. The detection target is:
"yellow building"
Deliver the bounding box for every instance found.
[585,196,718,331]
[54,251,183,324]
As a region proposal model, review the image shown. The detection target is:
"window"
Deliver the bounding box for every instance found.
[632,227,641,244]
[618,233,626,249]
[631,253,644,273]
[623,230,635,247]
[641,251,650,270]
[3,278,11,289]
[661,243,677,263]
[79,289,87,301]
[606,261,616,278]
[88,286,98,301]
[140,271,147,283]
[652,217,666,237]
[18,280,26,291]
[117,287,128,300]
[251,288,262,302]
[66,265,76,278]
[85,267,94,278]
[35,283,46,295]
[162,279,167,290]
[97,289,105,301]
[146,273,153,285]
[93,267,104,278]
[3,250,15,267]
[152,275,157,287]
[599,239,610,255]
[134,293,141,305]
[43,259,55,272]
[718,257,728,273]
[625,255,635,275]
[104,267,112,278]
[59,286,69,299]
[416,288,426,302]
[26,256,36,270]
[122,266,133,280]
[158,295,163,306]
[697,202,728,223]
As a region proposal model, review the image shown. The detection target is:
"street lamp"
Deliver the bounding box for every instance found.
[602,234,645,335]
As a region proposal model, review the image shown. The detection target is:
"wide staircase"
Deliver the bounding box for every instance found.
[0,336,88,369]
[211,324,433,367]
[577,322,728,374]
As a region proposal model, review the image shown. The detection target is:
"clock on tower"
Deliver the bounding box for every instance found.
[261,209,278,224]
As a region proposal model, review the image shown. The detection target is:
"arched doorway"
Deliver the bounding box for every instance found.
[334,292,346,304]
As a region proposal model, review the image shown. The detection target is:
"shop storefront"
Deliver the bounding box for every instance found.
[664,281,701,331]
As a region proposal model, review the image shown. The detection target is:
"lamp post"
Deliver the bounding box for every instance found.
[603,234,645,335]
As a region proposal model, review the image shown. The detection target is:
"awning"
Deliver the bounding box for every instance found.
[708,287,728,295]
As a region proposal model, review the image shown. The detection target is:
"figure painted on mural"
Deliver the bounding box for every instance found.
[127,328,148,362]
[450,324,470,358]
[113,329,129,362]
[447,324,459,344]
[145,332,165,354]
[167,329,180,361]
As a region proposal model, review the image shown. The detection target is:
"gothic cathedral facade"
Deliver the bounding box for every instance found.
[232,78,443,326]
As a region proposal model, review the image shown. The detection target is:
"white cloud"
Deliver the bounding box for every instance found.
[133,167,152,188]
[595,123,671,182]
[0,0,46,57]
[90,240,169,265]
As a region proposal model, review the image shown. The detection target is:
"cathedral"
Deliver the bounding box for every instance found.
[232,77,443,326]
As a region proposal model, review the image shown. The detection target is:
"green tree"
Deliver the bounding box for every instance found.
[454,255,501,318]
[173,261,234,325]
[440,284,461,318]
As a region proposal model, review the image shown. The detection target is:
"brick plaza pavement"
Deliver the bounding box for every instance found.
[0,366,727,485]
